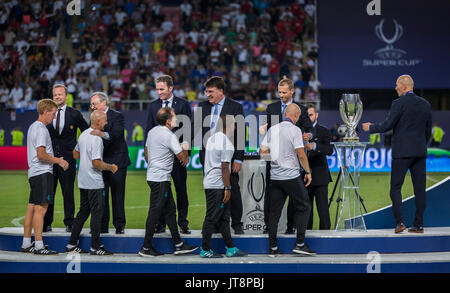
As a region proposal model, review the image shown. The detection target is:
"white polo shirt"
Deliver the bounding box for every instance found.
[75,128,104,190]
[27,121,54,179]
[203,131,235,189]
[261,121,304,180]
[146,125,182,182]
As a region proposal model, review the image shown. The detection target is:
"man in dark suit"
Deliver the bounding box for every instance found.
[145,75,193,234]
[195,76,246,234]
[260,78,313,234]
[304,105,333,230]
[90,92,131,234]
[363,75,432,234]
[44,84,89,232]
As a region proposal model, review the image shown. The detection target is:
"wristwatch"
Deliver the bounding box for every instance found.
[224,185,232,190]
[304,171,311,175]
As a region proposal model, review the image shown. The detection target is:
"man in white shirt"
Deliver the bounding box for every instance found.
[66,110,117,255]
[21,99,68,255]
[260,103,316,257]
[200,115,247,258]
[139,107,198,257]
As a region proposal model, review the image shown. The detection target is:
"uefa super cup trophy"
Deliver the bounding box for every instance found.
[339,94,363,142]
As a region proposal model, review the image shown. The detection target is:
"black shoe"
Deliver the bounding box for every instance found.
[285,227,295,234]
[43,225,52,232]
[233,226,244,235]
[174,242,198,255]
[34,247,58,255]
[90,245,113,256]
[180,227,191,235]
[154,225,166,234]
[269,247,284,257]
[408,226,424,233]
[65,226,72,233]
[66,245,88,254]
[21,242,35,253]
[139,246,164,257]
[115,228,125,234]
[293,243,316,256]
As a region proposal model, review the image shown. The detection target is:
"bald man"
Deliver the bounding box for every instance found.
[260,103,315,256]
[67,110,118,255]
[362,75,432,234]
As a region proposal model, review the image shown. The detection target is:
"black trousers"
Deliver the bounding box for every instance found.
[44,162,76,227]
[230,172,243,229]
[390,157,427,227]
[143,181,182,249]
[201,189,234,251]
[158,160,189,230]
[101,167,127,230]
[307,185,331,230]
[69,189,104,249]
[268,177,311,248]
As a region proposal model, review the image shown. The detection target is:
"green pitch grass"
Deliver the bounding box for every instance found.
[0,171,448,230]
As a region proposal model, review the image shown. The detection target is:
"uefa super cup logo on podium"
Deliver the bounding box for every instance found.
[339,94,363,142]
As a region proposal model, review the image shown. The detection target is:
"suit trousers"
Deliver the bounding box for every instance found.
[69,189,104,249]
[230,172,243,229]
[143,181,182,248]
[390,157,426,226]
[44,162,76,227]
[101,167,127,230]
[268,177,311,248]
[201,189,234,251]
[307,185,331,230]
[158,160,189,229]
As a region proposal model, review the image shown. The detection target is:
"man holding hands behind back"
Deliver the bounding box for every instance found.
[362,75,432,234]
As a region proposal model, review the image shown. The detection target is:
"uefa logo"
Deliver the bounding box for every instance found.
[374,19,406,59]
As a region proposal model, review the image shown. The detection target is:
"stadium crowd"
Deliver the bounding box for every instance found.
[0,0,321,113]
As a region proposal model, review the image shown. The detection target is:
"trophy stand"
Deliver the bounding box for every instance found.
[331,142,369,231]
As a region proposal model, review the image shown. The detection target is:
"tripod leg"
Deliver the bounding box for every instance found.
[328,168,342,208]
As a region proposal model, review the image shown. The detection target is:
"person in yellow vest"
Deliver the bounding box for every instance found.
[369,133,381,145]
[132,121,144,146]
[0,124,4,146]
[430,122,445,147]
[11,126,24,146]
[124,128,128,143]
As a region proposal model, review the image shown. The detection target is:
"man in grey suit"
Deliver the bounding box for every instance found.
[363,75,432,234]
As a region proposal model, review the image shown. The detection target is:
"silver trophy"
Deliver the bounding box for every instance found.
[339,94,363,142]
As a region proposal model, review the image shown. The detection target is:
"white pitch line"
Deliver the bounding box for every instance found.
[426,176,439,183]
[11,216,25,227]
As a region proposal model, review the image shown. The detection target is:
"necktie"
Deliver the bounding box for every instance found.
[281,103,287,120]
[210,104,219,130]
[55,108,62,135]
[163,100,169,108]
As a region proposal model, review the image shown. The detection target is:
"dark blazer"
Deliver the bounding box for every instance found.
[196,97,245,166]
[266,100,313,134]
[370,92,432,159]
[145,96,193,143]
[308,123,333,186]
[103,108,131,168]
[47,106,89,162]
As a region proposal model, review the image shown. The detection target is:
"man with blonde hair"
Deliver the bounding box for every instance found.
[43,83,88,233]
[22,99,69,255]
[363,75,432,234]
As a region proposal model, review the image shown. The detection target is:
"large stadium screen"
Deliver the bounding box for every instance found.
[317,0,450,89]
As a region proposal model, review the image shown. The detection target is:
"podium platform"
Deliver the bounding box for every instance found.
[1,227,450,273]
